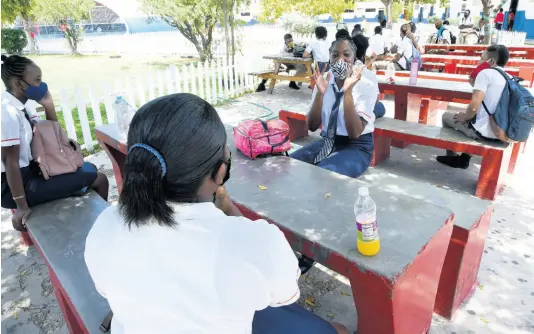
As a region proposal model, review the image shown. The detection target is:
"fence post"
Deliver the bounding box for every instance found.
[189,63,197,96]
[59,89,78,141]
[223,58,229,99]
[171,65,181,93]
[75,86,94,151]
[125,77,136,108]
[198,62,205,99]
[102,82,115,123]
[211,60,217,104]
[147,72,156,101]
[204,62,211,103]
[229,61,235,98]
[88,85,103,126]
[166,66,175,94]
[181,65,190,94]
[136,76,147,107]
[157,70,165,98]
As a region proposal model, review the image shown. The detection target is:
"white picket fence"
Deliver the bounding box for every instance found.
[37,58,260,151]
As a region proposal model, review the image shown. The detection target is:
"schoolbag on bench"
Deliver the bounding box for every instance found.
[233,119,290,159]
[482,67,534,142]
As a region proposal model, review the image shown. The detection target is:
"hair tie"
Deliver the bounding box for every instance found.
[128,143,167,178]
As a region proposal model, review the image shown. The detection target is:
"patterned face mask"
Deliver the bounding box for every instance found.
[330,60,350,80]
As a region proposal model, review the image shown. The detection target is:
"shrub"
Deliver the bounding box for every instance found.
[1,28,28,54]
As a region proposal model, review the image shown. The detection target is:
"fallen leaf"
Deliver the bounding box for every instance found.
[257,185,267,190]
[326,312,335,318]
[14,311,18,320]
[305,296,316,307]
[324,193,331,199]
[19,271,25,277]
[436,184,444,188]
[340,291,351,296]
[478,283,484,290]
[480,317,489,323]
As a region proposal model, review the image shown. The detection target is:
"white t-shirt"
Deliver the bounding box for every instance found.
[382,28,393,48]
[367,34,386,57]
[311,61,377,136]
[85,203,300,334]
[396,37,414,70]
[471,67,509,139]
[305,39,330,62]
[461,16,474,26]
[440,29,452,44]
[1,91,39,172]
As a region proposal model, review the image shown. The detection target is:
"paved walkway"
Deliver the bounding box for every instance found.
[2,85,533,333]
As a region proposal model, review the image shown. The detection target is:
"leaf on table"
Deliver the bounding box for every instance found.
[305,296,316,307]
[478,283,484,290]
[257,185,267,190]
[13,311,18,320]
[19,271,25,277]
[480,317,489,323]
[325,192,332,199]
[340,291,351,296]
[326,312,335,318]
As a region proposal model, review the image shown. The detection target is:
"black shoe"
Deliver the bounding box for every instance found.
[436,153,471,169]
[289,81,300,90]
[255,83,266,92]
[298,255,315,275]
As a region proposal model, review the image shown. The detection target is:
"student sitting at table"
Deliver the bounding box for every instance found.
[1,55,109,231]
[366,26,386,59]
[256,33,305,92]
[303,26,330,74]
[290,30,378,179]
[85,93,349,334]
[436,45,510,169]
[373,23,415,71]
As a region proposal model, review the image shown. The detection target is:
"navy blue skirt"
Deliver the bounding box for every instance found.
[1,161,98,209]
[253,303,337,334]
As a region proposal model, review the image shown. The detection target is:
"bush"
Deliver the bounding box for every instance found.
[1,28,28,54]
[428,16,438,24]
[280,13,319,37]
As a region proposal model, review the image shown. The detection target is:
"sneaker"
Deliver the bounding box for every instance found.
[255,83,266,92]
[289,81,300,90]
[298,255,315,275]
[436,153,471,169]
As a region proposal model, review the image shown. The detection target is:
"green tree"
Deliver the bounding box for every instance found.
[260,0,348,23]
[141,0,221,62]
[33,0,94,55]
[1,0,37,53]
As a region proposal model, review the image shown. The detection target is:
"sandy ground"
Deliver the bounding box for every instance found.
[2,85,534,334]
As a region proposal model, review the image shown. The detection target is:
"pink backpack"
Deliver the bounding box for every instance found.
[233,119,291,159]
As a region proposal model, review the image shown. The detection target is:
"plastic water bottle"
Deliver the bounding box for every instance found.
[409,58,419,85]
[354,187,380,256]
[385,62,396,84]
[112,96,135,138]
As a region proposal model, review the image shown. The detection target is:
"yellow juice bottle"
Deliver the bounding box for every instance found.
[355,187,380,256]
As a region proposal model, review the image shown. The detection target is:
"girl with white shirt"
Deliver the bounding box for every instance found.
[1,55,109,231]
[84,93,348,334]
[303,26,330,73]
[290,30,378,179]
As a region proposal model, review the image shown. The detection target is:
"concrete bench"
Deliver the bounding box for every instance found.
[421,62,520,76]
[225,127,454,333]
[292,135,493,319]
[25,192,111,333]
[372,117,512,200]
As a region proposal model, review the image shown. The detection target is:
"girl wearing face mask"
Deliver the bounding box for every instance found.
[1,55,109,231]
[290,29,378,179]
[85,93,348,334]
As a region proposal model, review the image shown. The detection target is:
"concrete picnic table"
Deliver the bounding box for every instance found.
[424,44,534,58]
[421,54,534,68]
[260,55,313,94]
[95,122,455,333]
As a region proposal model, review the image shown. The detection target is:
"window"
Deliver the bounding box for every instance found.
[240,12,250,16]
[344,9,355,13]
[365,8,376,12]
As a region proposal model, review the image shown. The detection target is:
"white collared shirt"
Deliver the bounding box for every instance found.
[311,61,378,136]
[305,38,330,62]
[396,37,414,70]
[85,202,300,334]
[367,34,386,57]
[1,91,39,172]
[461,15,473,26]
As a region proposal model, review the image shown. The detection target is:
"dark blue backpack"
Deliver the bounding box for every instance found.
[482,67,534,142]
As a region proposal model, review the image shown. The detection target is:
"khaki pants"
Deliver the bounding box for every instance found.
[372,61,404,71]
[442,111,480,155]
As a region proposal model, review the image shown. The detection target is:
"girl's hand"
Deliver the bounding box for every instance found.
[38,91,54,107]
[343,65,363,92]
[311,64,331,96]
[12,207,31,231]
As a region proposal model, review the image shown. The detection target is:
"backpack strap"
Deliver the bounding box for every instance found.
[99,311,113,333]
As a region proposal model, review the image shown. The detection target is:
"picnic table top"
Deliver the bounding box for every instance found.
[25,191,111,333]
[421,54,534,65]
[424,44,534,50]
[263,54,313,62]
[95,123,454,279]
[374,117,509,150]
[377,75,473,94]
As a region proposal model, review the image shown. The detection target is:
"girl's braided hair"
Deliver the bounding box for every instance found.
[1,54,33,90]
[329,29,358,63]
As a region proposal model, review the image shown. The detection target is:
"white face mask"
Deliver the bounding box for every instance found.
[330,60,350,80]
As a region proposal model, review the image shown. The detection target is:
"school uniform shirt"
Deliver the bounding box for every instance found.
[366,34,386,57]
[1,91,39,172]
[440,29,452,44]
[311,61,378,136]
[304,38,330,63]
[84,202,300,334]
[396,37,413,70]
[382,28,393,48]
[461,15,474,26]
[471,67,509,139]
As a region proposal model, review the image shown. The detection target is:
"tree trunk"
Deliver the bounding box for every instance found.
[21,15,36,54]
[223,0,230,66]
[65,27,80,55]
[482,2,492,45]
[385,1,393,29]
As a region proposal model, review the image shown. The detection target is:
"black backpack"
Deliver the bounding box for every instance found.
[444,28,457,44]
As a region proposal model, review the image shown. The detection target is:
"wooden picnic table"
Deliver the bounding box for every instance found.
[95,122,454,333]
[424,44,534,58]
[421,54,534,68]
[257,55,313,94]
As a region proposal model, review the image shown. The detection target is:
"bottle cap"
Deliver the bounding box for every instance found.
[358,187,369,196]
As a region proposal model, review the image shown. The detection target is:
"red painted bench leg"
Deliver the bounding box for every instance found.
[434,208,492,319]
[348,216,453,333]
[10,209,33,246]
[279,110,308,141]
[50,268,86,333]
[476,148,511,200]
[371,135,391,167]
[508,142,522,174]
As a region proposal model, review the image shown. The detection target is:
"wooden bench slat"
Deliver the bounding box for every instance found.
[26,192,111,333]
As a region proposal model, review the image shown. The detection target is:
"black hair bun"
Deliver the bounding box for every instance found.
[335,29,350,39]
